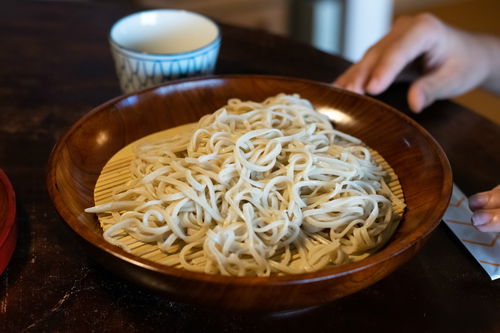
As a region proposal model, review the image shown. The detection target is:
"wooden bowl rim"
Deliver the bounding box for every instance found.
[0,168,17,273]
[47,74,452,286]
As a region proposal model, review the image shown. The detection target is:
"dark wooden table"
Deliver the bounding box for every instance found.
[1,1,499,332]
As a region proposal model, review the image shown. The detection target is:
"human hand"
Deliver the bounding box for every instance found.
[334,13,497,112]
[469,185,500,232]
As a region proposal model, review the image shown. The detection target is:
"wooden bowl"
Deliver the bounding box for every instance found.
[46,75,452,311]
[0,169,17,274]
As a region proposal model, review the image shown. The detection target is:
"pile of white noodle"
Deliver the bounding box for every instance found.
[86,93,404,276]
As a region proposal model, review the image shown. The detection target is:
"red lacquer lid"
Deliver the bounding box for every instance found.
[0,169,17,274]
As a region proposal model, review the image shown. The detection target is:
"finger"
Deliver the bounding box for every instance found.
[407,64,461,112]
[366,14,444,95]
[469,186,500,210]
[334,39,393,94]
[334,50,383,94]
[334,64,369,94]
[472,208,500,232]
[334,14,416,94]
[407,81,428,113]
[365,36,428,95]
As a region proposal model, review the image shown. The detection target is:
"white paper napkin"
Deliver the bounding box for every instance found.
[442,184,500,280]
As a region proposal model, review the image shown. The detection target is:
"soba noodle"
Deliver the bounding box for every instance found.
[85,93,405,276]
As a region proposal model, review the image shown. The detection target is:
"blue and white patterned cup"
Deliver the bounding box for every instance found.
[109,9,221,94]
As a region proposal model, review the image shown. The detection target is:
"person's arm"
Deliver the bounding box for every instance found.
[334,13,500,232]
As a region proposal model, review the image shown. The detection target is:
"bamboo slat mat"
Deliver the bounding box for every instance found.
[92,124,405,267]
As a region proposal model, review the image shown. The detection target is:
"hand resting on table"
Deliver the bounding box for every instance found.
[334,13,500,232]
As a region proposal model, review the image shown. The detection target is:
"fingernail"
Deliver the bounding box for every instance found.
[472,211,492,226]
[344,84,364,95]
[469,193,488,210]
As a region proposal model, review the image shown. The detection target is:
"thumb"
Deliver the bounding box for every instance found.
[407,65,460,113]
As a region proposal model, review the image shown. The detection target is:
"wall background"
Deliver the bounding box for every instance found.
[112,0,500,124]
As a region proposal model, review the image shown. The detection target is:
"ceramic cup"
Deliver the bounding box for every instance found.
[109,9,221,94]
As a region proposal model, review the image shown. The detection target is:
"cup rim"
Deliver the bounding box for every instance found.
[109,9,221,56]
